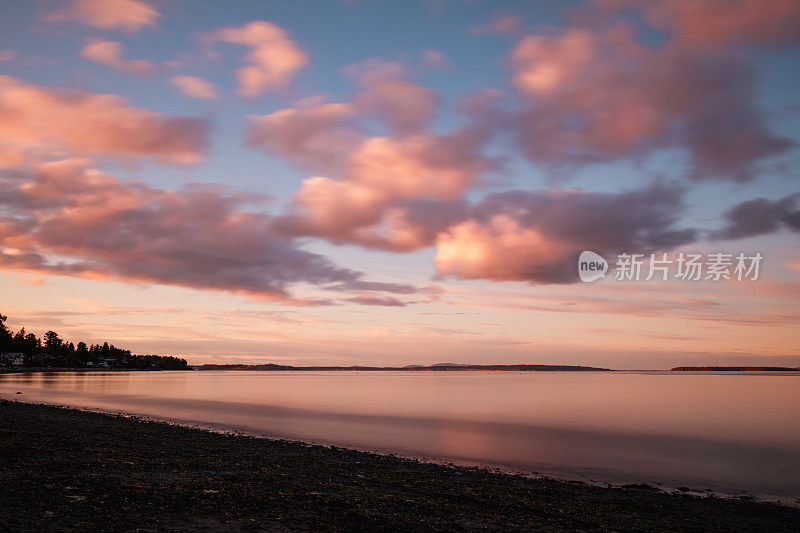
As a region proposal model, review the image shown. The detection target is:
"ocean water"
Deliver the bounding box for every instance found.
[2,370,799,501]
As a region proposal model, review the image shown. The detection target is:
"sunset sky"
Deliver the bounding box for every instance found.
[1,0,798,368]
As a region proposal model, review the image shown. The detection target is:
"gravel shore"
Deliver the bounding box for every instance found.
[1,399,798,532]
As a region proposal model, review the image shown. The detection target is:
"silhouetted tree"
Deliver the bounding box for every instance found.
[44,330,62,352]
[0,313,11,352]
[0,312,189,370]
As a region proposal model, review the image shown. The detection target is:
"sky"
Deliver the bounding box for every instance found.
[0,0,798,368]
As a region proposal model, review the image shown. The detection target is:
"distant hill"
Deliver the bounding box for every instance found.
[671,366,799,372]
[195,363,611,372]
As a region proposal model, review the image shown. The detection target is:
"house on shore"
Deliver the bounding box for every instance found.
[1,353,25,367]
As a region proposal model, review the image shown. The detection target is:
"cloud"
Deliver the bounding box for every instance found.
[435,215,570,282]
[347,59,439,136]
[246,63,505,254]
[420,50,450,69]
[80,39,154,76]
[435,184,696,283]
[44,0,160,32]
[247,59,500,253]
[510,29,593,96]
[713,194,800,240]
[616,0,800,49]
[211,21,308,97]
[325,280,440,295]
[508,4,794,180]
[171,75,219,99]
[0,51,15,62]
[469,14,524,36]
[0,159,422,303]
[247,57,451,172]
[262,96,696,282]
[0,76,208,165]
[343,295,407,307]
[246,98,364,173]
[277,127,496,251]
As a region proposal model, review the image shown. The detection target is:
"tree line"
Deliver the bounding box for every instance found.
[0,312,189,370]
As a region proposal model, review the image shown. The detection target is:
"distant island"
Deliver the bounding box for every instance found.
[671,366,799,371]
[195,363,611,372]
[0,312,188,370]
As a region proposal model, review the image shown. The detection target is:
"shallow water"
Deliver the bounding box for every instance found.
[2,370,799,501]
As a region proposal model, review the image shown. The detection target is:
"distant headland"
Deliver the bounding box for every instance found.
[194,363,611,372]
[671,366,799,371]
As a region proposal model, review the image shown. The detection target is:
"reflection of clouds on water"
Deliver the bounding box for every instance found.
[1,370,799,501]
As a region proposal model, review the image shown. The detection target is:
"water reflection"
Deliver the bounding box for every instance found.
[1,370,799,500]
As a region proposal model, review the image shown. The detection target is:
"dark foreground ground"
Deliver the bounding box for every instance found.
[1,400,799,532]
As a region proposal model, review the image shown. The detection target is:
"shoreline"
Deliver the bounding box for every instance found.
[0,367,190,374]
[66,405,799,507]
[6,367,800,375]
[2,399,799,531]
[3,375,800,507]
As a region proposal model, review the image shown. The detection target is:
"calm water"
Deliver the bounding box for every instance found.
[2,370,799,501]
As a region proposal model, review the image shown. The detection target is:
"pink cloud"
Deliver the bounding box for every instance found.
[0,159,423,303]
[44,0,160,32]
[616,0,800,49]
[247,99,364,173]
[0,76,208,165]
[434,184,695,283]
[346,134,484,199]
[171,75,219,99]
[246,67,496,252]
[212,21,308,97]
[278,128,495,251]
[343,295,407,307]
[246,58,448,172]
[80,39,154,76]
[508,14,793,180]
[347,59,438,136]
[0,51,15,62]
[276,141,698,275]
[510,29,593,96]
[420,50,450,69]
[244,49,525,254]
[435,215,570,281]
[469,14,524,36]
